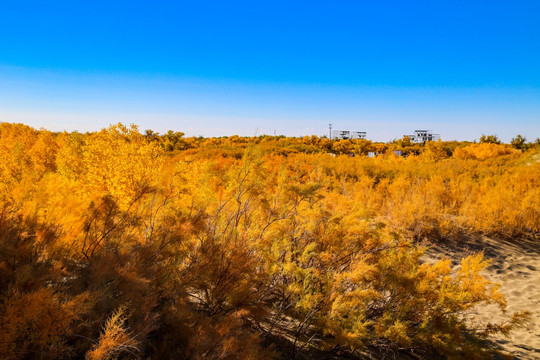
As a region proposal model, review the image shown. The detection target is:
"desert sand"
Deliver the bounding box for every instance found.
[425,236,540,359]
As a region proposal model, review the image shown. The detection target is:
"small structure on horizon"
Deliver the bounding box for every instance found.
[331,130,367,140]
[405,130,440,143]
[328,124,367,140]
[329,125,367,140]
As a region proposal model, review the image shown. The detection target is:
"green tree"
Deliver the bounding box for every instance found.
[510,134,526,150]
[162,130,186,151]
[479,134,501,144]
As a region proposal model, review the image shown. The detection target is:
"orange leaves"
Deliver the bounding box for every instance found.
[0,122,537,359]
[453,143,515,160]
[28,131,59,175]
[0,275,94,359]
[56,131,86,181]
[86,305,139,360]
[0,289,70,358]
[81,123,164,204]
[421,140,449,162]
[456,253,506,309]
[381,320,411,347]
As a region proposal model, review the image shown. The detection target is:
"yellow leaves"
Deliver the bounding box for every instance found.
[382,320,412,347]
[56,131,86,181]
[458,252,488,277]
[0,288,92,359]
[300,242,318,262]
[287,182,322,200]
[186,312,273,360]
[483,310,532,338]
[332,139,353,154]
[421,140,449,162]
[456,253,506,309]
[329,289,378,320]
[454,143,515,160]
[0,123,537,358]
[342,262,377,284]
[86,305,139,360]
[81,123,164,205]
[28,131,59,175]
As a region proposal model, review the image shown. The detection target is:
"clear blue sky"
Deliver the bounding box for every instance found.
[0,0,539,141]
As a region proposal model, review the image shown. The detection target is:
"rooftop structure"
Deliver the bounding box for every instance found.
[329,124,366,140]
[331,130,367,140]
[405,130,440,143]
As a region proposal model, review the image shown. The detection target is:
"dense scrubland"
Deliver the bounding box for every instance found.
[0,122,538,359]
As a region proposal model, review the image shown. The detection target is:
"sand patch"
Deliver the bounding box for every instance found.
[424,236,540,359]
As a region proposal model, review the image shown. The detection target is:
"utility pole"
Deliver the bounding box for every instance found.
[329,123,332,140]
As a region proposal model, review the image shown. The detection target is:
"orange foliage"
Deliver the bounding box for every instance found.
[453,142,515,160]
[0,122,536,359]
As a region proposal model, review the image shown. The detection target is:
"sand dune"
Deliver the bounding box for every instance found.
[425,236,540,359]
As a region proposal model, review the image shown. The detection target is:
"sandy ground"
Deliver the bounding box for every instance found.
[425,236,540,359]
